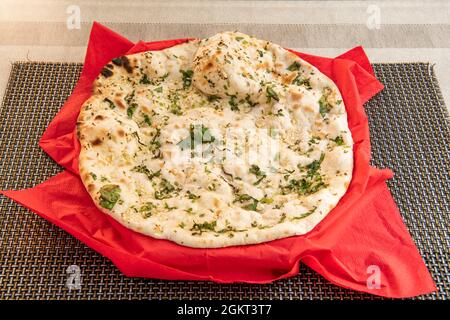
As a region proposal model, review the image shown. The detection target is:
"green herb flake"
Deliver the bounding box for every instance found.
[186,191,201,201]
[103,97,115,109]
[333,135,344,146]
[245,95,258,107]
[228,95,238,110]
[207,95,221,102]
[275,109,284,117]
[190,220,217,235]
[140,202,156,219]
[319,96,331,117]
[282,154,327,196]
[89,172,97,180]
[125,90,135,106]
[216,226,247,234]
[143,114,152,126]
[132,165,161,180]
[235,194,253,203]
[287,61,301,71]
[127,104,137,118]
[154,179,177,200]
[170,103,182,115]
[99,184,121,210]
[140,74,151,84]
[181,69,194,89]
[249,164,267,186]
[164,203,177,210]
[292,76,312,90]
[132,132,146,146]
[207,182,218,192]
[260,197,273,204]
[266,86,279,102]
[160,73,169,81]
[149,128,162,158]
[234,194,259,211]
[305,153,325,177]
[292,207,317,220]
[318,89,334,117]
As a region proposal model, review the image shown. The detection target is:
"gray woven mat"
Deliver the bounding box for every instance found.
[0,62,448,300]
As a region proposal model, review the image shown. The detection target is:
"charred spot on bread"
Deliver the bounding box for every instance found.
[204,62,214,71]
[282,72,297,85]
[121,56,133,73]
[115,98,127,109]
[91,138,102,146]
[112,57,123,66]
[290,90,303,101]
[100,68,113,78]
[111,56,133,73]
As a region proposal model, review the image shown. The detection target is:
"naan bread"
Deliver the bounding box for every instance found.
[77,32,353,248]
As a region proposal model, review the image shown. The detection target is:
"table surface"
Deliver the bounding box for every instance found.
[0,0,449,112]
[0,0,449,300]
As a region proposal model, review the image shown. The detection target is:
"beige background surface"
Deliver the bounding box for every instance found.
[0,0,449,110]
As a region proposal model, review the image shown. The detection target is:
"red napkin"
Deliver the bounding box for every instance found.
[1,22,436,298]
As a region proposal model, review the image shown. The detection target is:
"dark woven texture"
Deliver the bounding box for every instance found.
[0,62,448,300]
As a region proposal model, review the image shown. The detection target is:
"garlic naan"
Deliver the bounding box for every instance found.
[77,32,353,248]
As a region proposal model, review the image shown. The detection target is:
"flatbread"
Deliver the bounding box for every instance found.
[77,32,353,248]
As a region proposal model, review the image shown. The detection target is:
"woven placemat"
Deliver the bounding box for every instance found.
[0,62,448,300]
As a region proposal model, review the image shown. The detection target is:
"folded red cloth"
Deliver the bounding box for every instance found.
[1,22,436,298]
